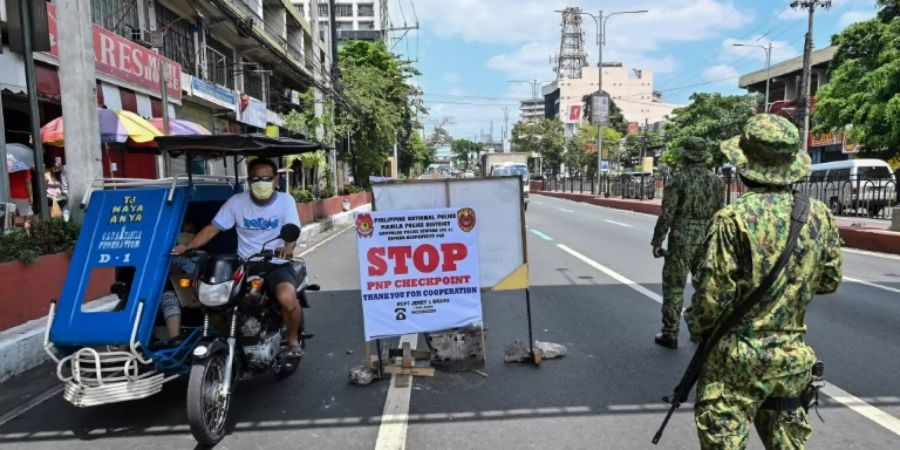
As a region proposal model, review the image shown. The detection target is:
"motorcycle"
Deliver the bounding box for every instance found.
[182,223,319,445]
[43,134,324,446]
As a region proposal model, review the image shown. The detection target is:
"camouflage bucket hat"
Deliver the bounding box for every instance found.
[680,136,708,163]
[721,114,811,185]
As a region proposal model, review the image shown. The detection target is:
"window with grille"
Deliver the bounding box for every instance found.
[336,21,354,31]
[156,3,195,75]
[205,36,234,89]
[358,3,374,17]
[357,21,374,30]
[297,4,304,15]
[318,3,329,16]
[335,4,353,17]
[244,69,265,101]
[91,0,139,38]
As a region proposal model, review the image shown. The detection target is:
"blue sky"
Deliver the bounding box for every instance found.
[386,0,881,141]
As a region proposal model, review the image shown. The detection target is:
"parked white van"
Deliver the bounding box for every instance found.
[799,159,896,217]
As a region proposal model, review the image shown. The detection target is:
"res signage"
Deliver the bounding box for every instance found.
[355,208,482,341]
[45,4,182,101]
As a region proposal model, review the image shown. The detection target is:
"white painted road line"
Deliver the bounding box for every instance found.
[298,225,352,257]
[556,241,900,436]
[0,385,63,428]
[844,276,900,295]
[842,247,900,261]
[374,333,418,450]
[557,244,662,304]
[530,229,554,241]
[559,208,575,213]
[604,219,633,228]
[821,384,900,437]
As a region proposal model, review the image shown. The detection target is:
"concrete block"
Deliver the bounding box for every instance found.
[892,206,900,232]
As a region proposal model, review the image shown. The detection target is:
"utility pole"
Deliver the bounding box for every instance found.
[328,0,343,189]
[16,0,49,218]
[792,1,832,152]
[502,106,510,152]
[57,0,102,222]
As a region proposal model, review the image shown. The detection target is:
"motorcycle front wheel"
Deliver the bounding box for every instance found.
[186,353,230,446]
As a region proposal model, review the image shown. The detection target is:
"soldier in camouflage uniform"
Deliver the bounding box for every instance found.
[651,137,724,349]
[685,114,843,449]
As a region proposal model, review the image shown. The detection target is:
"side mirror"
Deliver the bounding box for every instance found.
[280,223,301,243]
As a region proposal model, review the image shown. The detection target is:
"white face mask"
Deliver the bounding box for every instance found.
[250,181,274,200]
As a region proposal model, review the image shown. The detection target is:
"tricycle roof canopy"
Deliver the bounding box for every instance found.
[154,134,322,158]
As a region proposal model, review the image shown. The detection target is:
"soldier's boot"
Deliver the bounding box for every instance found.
[654,333,678,349]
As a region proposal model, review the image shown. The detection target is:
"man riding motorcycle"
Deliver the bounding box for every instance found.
[172,158,303,361]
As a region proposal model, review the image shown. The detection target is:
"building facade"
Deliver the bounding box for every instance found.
[519,99,544,123]
[738,46,848,163]
[542,63,679,135]
[1,0,332,179]
[293,0,388,43]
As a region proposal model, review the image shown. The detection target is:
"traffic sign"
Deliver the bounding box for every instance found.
[592,94,609,124]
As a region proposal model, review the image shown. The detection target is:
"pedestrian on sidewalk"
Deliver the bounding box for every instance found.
[8,169,34,221]
[651,137,724,349]
[685,114,842,448]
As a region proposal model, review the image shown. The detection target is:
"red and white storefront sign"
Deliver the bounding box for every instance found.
[44,4,182,101]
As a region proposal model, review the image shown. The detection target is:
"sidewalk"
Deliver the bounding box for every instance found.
[538,191,900,255]
[0,203,371,385]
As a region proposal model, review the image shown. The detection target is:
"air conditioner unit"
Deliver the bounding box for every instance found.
[130,29,154,48]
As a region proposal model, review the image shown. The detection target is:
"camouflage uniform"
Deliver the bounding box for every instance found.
[652,137,724,339]
[685,114,843,449]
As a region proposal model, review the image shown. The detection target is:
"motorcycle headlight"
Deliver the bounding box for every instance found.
[198,281,234,307]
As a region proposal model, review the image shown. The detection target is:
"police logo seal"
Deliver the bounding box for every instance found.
[356,213,374,238]
[457,208,476,232]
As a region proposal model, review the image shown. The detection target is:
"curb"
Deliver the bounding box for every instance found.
[0,204,371,385]
[537,191,900,255]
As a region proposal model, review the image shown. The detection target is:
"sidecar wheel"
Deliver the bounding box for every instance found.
[186,353,230,446]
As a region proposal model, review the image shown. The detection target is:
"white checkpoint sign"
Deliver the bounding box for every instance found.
[355,207,482,341]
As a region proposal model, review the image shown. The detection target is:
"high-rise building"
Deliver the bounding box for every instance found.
[519,99,545,123]
[294,1,388,43]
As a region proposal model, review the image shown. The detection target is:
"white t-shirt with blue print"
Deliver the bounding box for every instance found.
[212,191,301,259]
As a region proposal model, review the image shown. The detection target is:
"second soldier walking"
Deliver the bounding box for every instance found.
[651,137,724,349]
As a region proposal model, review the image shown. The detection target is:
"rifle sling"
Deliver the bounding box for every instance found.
[674,192,811,397]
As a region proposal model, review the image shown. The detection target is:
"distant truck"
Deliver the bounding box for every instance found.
[481,153,530,210]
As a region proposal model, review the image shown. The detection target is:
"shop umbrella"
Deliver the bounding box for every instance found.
[147,118,211,136]
[5,143,35,173]
[40,108,162,146]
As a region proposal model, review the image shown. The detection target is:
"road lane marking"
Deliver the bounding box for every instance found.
[559,208,575,213]
[842,248,900,261]
[844,276,900,295]
[298,225,352,257]
[604,219,633,228]
[821,384,900,436]
[555,242,900,436]
[374,333,417,450]
[530,229,554,241]
[557,244,662,303]
[0,385,63,428]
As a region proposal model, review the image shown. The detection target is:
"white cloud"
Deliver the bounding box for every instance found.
[720,35,801,64]
[486,42,558,82]
[839,10,876,27]
[702,64,740,87]
[417,0,753,48]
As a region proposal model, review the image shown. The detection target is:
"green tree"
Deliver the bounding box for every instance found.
[450,139,480,170]
[565,123,622,176]
[664,92,760,167]
[813,1,900,160]
[335,40,422,186]
[511,118,565,173]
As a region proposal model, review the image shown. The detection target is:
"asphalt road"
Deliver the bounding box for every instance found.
[1,196,899,449]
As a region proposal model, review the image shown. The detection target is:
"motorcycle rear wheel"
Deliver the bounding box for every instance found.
[186,353,231,446]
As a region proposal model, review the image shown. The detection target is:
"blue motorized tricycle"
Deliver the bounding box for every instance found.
[44,135,321,445]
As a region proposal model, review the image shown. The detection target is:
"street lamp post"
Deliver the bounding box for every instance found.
[733,42,773,112]
[557,9,648,196]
